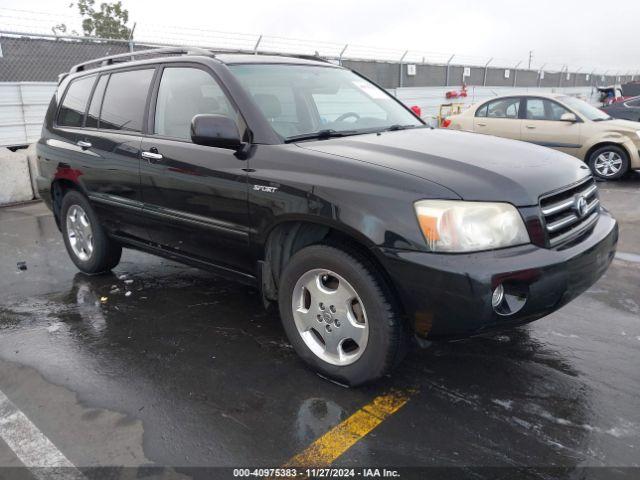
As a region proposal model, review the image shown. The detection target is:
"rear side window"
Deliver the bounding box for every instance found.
[100,69,154,132]
[57,76,95,127]
[154,67,237,140]
[85,75,108,128]
[484,98,521,119]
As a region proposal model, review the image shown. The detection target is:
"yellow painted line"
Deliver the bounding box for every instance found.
[284,389,413,468]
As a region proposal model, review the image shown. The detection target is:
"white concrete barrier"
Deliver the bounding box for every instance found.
[0,146,35,206]
[25,144,40,200]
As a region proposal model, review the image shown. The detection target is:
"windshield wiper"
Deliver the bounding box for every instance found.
[593,117,613,122]
[384,124,421,132]
[285,129,360,143]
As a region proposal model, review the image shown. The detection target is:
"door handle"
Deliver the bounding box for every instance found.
[142,150,164,163]
[476,122,487,127]
[76,140,92,149]
[525,125,536,129]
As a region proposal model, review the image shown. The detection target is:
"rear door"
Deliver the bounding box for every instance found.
[139,64,253,275]
[520,97,582,157]
[79,67,156,242]
[473,97,523,140]
[48,74,97,180]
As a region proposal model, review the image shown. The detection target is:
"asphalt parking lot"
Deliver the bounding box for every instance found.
[0,174,639,479]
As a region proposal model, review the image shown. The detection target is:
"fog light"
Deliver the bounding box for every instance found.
[491,284,505,308]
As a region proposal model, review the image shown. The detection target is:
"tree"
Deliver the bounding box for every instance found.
[55,1,132,39]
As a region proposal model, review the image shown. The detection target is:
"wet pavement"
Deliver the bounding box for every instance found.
[0,175,639,479]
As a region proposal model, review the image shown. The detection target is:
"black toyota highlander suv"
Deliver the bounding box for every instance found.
[36,48,618,385]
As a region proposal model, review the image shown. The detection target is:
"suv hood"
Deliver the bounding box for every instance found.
[298,128,590,206]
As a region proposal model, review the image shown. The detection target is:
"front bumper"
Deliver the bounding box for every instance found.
[381,211,618,339]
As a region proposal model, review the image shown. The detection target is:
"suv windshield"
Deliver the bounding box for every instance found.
[559,96,611,121]
[228,64,422,140]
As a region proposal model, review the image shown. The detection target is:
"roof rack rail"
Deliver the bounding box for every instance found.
[217,49,334,64]
[261,52,334,64]
[69,46,213,74]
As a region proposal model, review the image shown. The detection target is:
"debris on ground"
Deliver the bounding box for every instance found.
[100,296,108,303]
[125,291,132,297]
[17,261,27,271]
[124,279,134,285]
[46,324,61,333]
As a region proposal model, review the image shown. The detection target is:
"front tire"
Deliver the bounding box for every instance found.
[278,244,406,386]
[61,190,122,274]
[588,145,629,180]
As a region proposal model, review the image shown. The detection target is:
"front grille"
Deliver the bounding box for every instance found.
[539,176,600,248]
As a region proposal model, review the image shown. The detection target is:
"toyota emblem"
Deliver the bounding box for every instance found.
[574,195,588,218]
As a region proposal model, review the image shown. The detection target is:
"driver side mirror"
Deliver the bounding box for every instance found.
[191,114,242,150]
[560,112,578,123]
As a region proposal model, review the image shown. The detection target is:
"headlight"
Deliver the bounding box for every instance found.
[414,200,530,252]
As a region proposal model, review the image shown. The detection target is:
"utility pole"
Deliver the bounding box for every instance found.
[528,50,533,70]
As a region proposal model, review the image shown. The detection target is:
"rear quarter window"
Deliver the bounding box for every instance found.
[57,75,96,127]
[475,104,488,117]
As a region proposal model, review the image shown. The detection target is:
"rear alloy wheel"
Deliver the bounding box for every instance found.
[61,190,122,274]
[66,205,94,261]
[588,145,629,180]
[279,244,406,386]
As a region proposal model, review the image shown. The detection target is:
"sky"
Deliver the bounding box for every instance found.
[1,0,639,72]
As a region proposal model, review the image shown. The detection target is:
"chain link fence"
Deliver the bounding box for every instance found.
[1,30,636,89]
[1,7,639,86]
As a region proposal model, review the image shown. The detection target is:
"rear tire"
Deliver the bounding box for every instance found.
[278,244,406,386]
[588,145,629,181]
[61,190,122,274]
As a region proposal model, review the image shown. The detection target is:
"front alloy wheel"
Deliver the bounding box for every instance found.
[594,152,623,177]
[292,269,369,366]
[588,145,629,180]
[278,244,407,386]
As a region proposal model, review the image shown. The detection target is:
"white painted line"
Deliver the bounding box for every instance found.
[616,252,640,264]
[0,389,85,479]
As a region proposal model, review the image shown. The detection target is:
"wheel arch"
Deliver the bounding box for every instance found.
[259,217,402,316]
[584,141,631,164]
[50,178,85,228]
